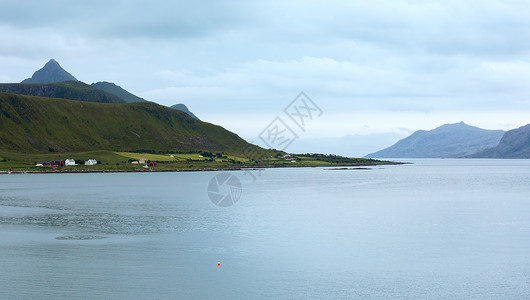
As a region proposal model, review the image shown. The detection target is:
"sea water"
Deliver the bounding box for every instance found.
[1,159,529,299]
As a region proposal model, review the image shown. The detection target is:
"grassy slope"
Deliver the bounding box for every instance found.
[0,81,126,103]
[0,92,263,155]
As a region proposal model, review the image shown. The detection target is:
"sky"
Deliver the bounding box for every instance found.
[1,0,529,156]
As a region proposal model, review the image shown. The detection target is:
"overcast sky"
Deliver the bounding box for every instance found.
[1,0,529,154]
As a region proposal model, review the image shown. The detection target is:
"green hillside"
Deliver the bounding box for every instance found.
[0,92,262,154]
[0,81,125,103]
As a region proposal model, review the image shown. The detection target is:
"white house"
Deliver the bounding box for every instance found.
[85,159,97,166]
[65,159,77,166]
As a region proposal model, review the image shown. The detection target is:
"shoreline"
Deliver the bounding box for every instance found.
[0,162,404,175]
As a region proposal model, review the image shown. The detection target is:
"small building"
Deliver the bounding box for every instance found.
[49,160,64,167]
[284,155,293,160]
[131,161,139,164]
[65,159,77,166]
[149,162,157,167]
[139,158,147,164]
[84,159,97,166]
[36,160,64,167]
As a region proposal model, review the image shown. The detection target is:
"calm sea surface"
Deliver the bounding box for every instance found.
[1,159,529,299]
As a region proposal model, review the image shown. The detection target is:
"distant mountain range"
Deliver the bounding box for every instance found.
[365,122,506,158]
[470,124,530,158]
[366,122,530,158]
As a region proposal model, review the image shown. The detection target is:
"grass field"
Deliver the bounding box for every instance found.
[115,152,253,163]
[115,152,177,162]
[0,150,398,172]
[171,153,208,161]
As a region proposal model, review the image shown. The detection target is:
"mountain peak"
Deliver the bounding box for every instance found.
[439,121,467,128]
[170,103,200,120]
[46,58,59,65]
[21,59,78,84]
[91,81,147,103]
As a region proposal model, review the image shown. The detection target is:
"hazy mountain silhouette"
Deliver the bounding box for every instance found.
[470,124,530,158]
[365,122,505,158]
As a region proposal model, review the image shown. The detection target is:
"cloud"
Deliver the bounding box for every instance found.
[0,1,254,39]
[1,0,529,142]
[143,55,530,114]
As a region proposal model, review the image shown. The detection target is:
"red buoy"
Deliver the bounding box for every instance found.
[217,262,221,267]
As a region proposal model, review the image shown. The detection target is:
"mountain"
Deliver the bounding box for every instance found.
[0,81,125,103]
[91,81,147,103]
[170,103,199,120]
[470,124,530,158]
[365,122,505,158]
[21,59,78,83]
[0,93,260,154]
[4,61,125,103]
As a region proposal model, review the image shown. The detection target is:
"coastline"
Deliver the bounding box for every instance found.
[0,162,404,175]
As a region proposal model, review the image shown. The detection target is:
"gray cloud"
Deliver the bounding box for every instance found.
[1,0,529,139]
[0,1,253,39]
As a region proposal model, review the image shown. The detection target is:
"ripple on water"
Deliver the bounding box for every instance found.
[55,235,107,240]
